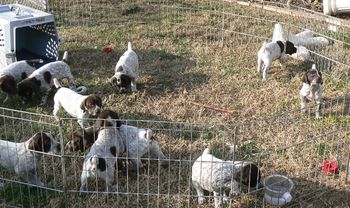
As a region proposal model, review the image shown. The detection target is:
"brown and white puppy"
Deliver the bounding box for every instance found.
[257,40,297,81]
[53,78,102,128]
[17,51,77,105]
[0,59,42,103]
[0,132,60,186]
[109,42,139,93]
[66,127,99,152]
[80,127,125,192]
[300,64,323,119]
[65,110,121,152]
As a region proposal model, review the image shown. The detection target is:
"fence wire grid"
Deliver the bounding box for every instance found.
[0,0,350,207]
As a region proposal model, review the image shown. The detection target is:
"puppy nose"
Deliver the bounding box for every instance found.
[120,88,126,93]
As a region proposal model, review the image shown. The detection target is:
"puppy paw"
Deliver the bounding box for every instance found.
[198,196,206,204]
[315,115,323,120]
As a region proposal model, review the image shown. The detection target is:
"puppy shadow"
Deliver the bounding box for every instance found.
[274,60,313,83]
[63,47,206,97]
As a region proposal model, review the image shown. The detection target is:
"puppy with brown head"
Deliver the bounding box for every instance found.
[109,42,139,93]
[94,110,122,129]
[0,132,60,186]
[0,59,42,103]
[17,52,77,106]
[66,127,99,152]
[53,78,102,128]
[300,64,323,119]
[65,110,121,153]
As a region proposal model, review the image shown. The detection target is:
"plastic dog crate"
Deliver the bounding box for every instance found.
[0,4,59,68]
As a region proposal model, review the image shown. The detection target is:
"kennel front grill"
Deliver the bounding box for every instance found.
[0,4,59,68]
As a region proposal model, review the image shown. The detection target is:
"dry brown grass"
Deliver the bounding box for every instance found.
[1,0,350,207]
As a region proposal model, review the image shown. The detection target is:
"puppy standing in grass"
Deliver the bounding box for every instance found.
[80,127,125,192]
[192,148,261,208]
[53,78,102,128]
[257,40,297,81]
[0,59,42,103]
[109,42,139,92]
[300,64,323,119]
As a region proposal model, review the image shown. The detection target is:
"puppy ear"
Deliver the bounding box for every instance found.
[80,98,87,113]
[28,132,51,152]
[0,76,16,94]
[116,66,123,72]
[241,163,261,187]
[95,95,102,107]
[276,41,284,53]
[302,72,310,84]
[285,41,297,55]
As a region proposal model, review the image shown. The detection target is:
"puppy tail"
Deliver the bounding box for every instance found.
[53,78,62,89]
[76,86,88,94]
[203,148,211,155]
[62,51,68,62]
[311,63,317,70]
[128,42,133,51]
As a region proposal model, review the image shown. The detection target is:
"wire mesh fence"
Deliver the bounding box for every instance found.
[0,97,349,207]
[0,0,349,207]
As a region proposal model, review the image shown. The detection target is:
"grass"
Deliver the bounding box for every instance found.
[0,0,350,207]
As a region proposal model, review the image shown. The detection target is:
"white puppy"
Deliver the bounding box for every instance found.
[53,78,102,128]
[119,125,168,171]
[80,128,125,192]
[300,64,323,119]
[192,148,261,208]
[109,42,139,92]
[0,132,60,186]
[257,40,297,81]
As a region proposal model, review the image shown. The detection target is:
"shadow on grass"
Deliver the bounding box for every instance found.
[65,47,204,97]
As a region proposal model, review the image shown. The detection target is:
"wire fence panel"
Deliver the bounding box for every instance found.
[0,0,349,207]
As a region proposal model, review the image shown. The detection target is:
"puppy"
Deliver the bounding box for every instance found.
[80,128,125,192]
[257,40,297,81]
[0,132,60,186]
[65,110,121,152]
[94,109,122,129]
[53,78,102,128]
[66,127,99,152]
[109,42,139,92]
[300,64,323,119]
[17,51,77,105]
[0,59,43,103]
[192,148,261,208]
[119,124,168,171]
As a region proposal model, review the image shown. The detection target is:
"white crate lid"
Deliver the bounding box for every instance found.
[0,4,55,27]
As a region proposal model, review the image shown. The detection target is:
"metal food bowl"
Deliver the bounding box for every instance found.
[264,174,294,206]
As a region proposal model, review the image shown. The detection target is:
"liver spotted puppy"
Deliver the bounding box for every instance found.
[300,64,323,119]
[109,42,139,93]
[0,59,42,103]
[0,132,60,186]
[192,148,261,208]
[53,78,102,128]
[17,51,80,105]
